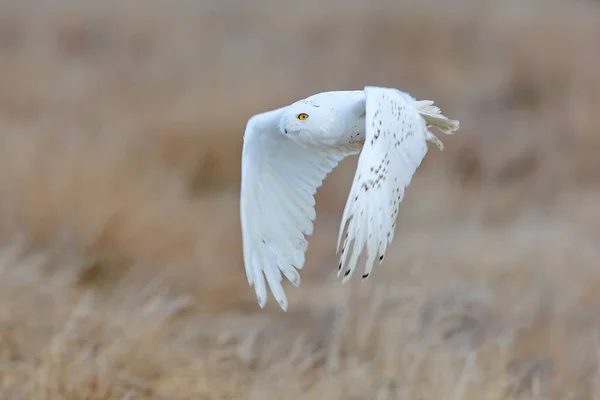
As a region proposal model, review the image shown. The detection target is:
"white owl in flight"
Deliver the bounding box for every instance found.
[240,86,459,311]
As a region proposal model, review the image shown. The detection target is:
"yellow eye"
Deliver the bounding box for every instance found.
[297,113,309,120]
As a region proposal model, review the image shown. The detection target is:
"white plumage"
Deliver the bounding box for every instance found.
[240,86,459,311]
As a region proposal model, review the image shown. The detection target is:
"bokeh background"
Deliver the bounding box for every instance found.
[0,0,599,398]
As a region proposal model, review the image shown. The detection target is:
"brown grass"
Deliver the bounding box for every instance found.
[0,0,600,398]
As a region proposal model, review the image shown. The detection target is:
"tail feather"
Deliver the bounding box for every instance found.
[414,100,460,135]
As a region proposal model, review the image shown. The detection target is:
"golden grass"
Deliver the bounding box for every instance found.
[0,0,600,398]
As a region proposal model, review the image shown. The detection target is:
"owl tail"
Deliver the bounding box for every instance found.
[414,100,460,135]
[414,100,459,151]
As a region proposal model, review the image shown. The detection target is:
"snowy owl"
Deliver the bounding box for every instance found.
[240,86,459,311]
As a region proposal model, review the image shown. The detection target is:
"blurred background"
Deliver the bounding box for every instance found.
[0,0,599,398]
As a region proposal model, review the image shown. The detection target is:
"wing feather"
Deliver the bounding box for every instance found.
[337,86,435,281]
[240,111,354,310]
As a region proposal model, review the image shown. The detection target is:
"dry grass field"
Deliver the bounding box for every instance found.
[0,0,599,398]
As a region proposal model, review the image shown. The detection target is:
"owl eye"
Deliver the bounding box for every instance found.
[297,113,309,120]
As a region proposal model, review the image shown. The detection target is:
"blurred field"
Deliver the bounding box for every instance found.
[0,0,599,398]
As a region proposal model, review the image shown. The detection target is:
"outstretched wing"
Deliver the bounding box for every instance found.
[240,110,356,311]
[336,86,449,281]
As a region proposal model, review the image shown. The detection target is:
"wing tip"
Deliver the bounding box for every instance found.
[256,293,267,309]
[254,287,289,311]
[278,298,288,312]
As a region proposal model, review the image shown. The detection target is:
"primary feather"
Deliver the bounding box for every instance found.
[240,86,459,311]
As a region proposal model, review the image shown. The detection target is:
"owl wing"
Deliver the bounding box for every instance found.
[336,86,458,281]
[240,109,358,311]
